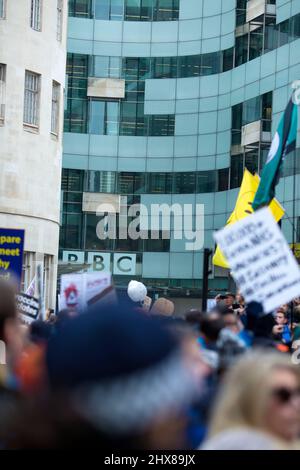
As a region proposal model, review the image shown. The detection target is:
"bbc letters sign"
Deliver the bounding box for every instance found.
[62,251,137,276]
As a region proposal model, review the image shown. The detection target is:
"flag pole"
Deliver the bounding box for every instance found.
[291,81,300,329]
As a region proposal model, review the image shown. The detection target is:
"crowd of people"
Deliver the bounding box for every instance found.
[0,278,300,450]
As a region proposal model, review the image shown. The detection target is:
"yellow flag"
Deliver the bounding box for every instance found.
[213,169,285,269]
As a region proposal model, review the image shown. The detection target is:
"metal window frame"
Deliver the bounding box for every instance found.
[23,70,41,127]
[0,0,6,19]
[0,63,6,122]
[51,80,60,135]
[30,0,42,31]
[57,0,63,41]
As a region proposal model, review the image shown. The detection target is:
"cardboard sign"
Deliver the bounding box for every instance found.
[0,228,25,287]
[59,272,114,312]
[16,293,40,325]
[214,207,300,313]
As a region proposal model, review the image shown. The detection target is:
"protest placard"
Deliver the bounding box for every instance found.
[59,272,114,312]
[16,293,40,325]
[214,207,300,313]
[0,228,25,288]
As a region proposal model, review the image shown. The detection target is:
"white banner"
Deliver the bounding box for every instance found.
[214,207,300,313]
[60,272,113,312]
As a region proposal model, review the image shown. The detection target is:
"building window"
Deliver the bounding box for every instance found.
[153,0,179,22]
[89,100,119,135]
[51,81,60,135]
[23,71,41,127]
[64,53,89,133]
[236,0,247,27]
[0,0,6,19]
[90,56,121,79]
[57,0,63,41]
[87,171,116,193]
[95,0,124,20]
[69,0,92,17]
[0,64,6,123]
[30,0,42,31]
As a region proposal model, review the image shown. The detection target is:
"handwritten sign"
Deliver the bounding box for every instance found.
[214,207,300,313]
[0,228,25,287]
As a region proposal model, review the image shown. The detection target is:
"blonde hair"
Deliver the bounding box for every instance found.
[209,351,300,437]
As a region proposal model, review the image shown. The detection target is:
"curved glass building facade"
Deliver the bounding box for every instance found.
[60,0,300,305]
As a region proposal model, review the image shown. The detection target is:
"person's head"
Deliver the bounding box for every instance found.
[225,293,235,307]
[15,304,201,449]
[29,321,53,345]
[275,310,288,326]
[151,298,175,317]
[184,309,204,332]
[45,309,54,322]
[200,312,225,344]
[280,304,289,314]
[223,313,240,334]
[0,280,24,368]
[209,351,300,443]
[235,293,245,306]
[293,305,300,324]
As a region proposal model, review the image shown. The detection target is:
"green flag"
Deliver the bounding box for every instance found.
[252,97,298,211]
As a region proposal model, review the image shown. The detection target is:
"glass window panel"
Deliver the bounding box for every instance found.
[64,192,82,203]
[230,154,244,189]
[223,48,234,72]
[231,103,242,146]
[197,171,216,193]
[125,0,141,21]
[179,55,200,78]
[149,115,174,136]
[174,173,196,194]
[155,0,178,21]
[110,0,124,20]
[120,102,137,136]
[69,0,92,18]
[94,0,110,19]
[141,0,152,21]
[65,98,88,133]
[119,172,146,194]
[218,168,229,192]
[106,101,119,135]
[249,25,263,60]
[201,53,221,76]
[89,100,105,134]
[242,96,261,125]
[93,56,109,78]
[148,173,172,193]
[61,169,84,191]
[85,214,113,251]
[144,234,170,252]
[235,34,248,66]
[63,214,83,249]
[245,148,259,174]
[109,57,121,78]
[278,19,290,47]
[264,22,278,52]
[87,171,116,193]
[291,14,300,40]
[236,0,247,27]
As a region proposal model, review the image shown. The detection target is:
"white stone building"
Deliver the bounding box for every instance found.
[0,0,68,307]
